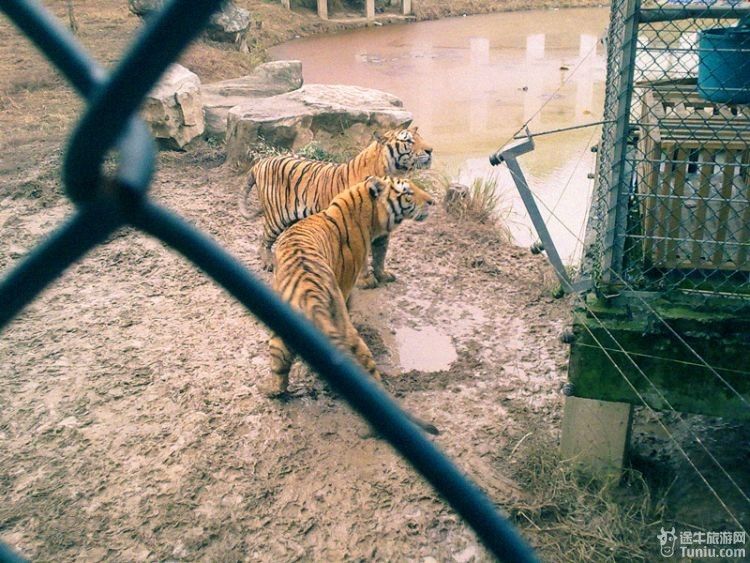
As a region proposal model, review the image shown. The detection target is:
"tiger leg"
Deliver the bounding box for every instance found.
[344,323,382,381]
[342,323,440,435]
[317,294,382,381]
[263,334,294,397]
[259,221,278,272]
[359,235,395,289]
[372,235,396,283]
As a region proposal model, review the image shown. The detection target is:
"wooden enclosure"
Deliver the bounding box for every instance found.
[637,79,750,272]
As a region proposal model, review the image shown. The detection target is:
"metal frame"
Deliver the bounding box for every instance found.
[490,131,590,293]
[583,0,750,309]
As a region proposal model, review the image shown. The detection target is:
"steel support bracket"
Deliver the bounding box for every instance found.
[490,128,591,294]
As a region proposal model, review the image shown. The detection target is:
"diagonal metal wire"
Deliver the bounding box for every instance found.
[484,0,750,537]
[497,135,750,525]
[0,0,539,561]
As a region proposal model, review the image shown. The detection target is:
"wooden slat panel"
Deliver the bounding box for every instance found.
[666,148,688,267]
[638,80,750,272]
[690,150,716,266]
[735,161,750,270]
[641,128,662,263]
[741,149,750,184]
[711,150,737,267]
[654,147,676,265]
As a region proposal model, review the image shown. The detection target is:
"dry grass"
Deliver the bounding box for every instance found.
[410,170,514,243]
[508,435,670,562]
[462,176,506,225]
[406,168,451,197]
[450,176,512,231]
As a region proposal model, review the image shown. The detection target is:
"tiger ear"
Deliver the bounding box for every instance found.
[373,130,384,144]
[410,126,419,134]
[367,177,386,199]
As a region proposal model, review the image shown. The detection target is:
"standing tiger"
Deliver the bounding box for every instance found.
[243,126,433,286]
[264,176,434,400]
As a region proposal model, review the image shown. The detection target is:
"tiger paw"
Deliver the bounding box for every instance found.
[357,273,380,289]
[374,269,397,284]
[259,252,275,272]
[259,376,288,398]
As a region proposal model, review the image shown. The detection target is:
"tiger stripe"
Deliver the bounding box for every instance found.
[263,176,434,397]
[241,127,433,275]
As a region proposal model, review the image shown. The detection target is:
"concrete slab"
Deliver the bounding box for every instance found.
[560,395,633,474]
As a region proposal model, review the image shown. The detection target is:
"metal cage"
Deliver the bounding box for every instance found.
[585,0,750,311]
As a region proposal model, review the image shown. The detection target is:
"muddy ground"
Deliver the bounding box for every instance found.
[1,1,749,562]
[0,145,573,561]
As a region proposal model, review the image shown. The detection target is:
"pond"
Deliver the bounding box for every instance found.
[269,7,610,263]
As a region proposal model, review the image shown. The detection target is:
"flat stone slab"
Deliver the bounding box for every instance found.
[225,83,412,166]
[202,60,303,137]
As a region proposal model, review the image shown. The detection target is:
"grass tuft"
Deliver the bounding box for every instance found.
[508,435,669,562]
[295,141,344,163]
[458,176,504,225]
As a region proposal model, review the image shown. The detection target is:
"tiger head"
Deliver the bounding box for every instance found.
[375,126,433,173]
[367,176,434,234]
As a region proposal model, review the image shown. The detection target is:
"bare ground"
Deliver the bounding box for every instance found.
[1,1,747,562]
[0,134,575,561]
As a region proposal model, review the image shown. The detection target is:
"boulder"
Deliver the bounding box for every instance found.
[202,61,304,137]
[129,0,251,47]
[127,0,163,17]
[206,2,252,44]
[226,84,412,166]
[142,64,204,149]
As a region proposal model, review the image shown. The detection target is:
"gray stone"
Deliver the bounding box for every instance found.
[225,84,412,166]
[444,182,470,211]
[560,395,633,475]
[202,61,303,137]
[127,0,163,17]
[206,2,252,44]
[129,0,251,49]
[142,64,204,150]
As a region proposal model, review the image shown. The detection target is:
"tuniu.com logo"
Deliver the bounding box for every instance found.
[657,526,746,559]
[658,527,677,557]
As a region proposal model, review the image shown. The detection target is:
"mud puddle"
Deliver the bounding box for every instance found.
[350,289,490,374]
[394,326,457,372]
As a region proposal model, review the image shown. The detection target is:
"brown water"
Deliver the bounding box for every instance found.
[270,8,610,261]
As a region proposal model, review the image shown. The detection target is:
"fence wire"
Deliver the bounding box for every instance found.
[585,0,750,311]
[0,1,538,561]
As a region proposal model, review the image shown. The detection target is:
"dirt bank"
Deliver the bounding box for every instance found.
[0,139,575,560]
[180,0,608,80]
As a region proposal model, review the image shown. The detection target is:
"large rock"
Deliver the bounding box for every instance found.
[225,84,412,166]
[202,61,304,137]
[129,0,251,47]
[142,64,204,149]
[127,0,163,17]
[206,2,252,44]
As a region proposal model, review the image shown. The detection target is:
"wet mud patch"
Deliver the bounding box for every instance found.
[384,347,485,396]
[395,326,458,372]
[353,321,390,364]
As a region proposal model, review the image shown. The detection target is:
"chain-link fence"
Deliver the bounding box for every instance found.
[585,0,750,310]
[0,1,537,560]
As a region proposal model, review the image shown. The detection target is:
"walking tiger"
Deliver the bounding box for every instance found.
[264,176,434,405]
